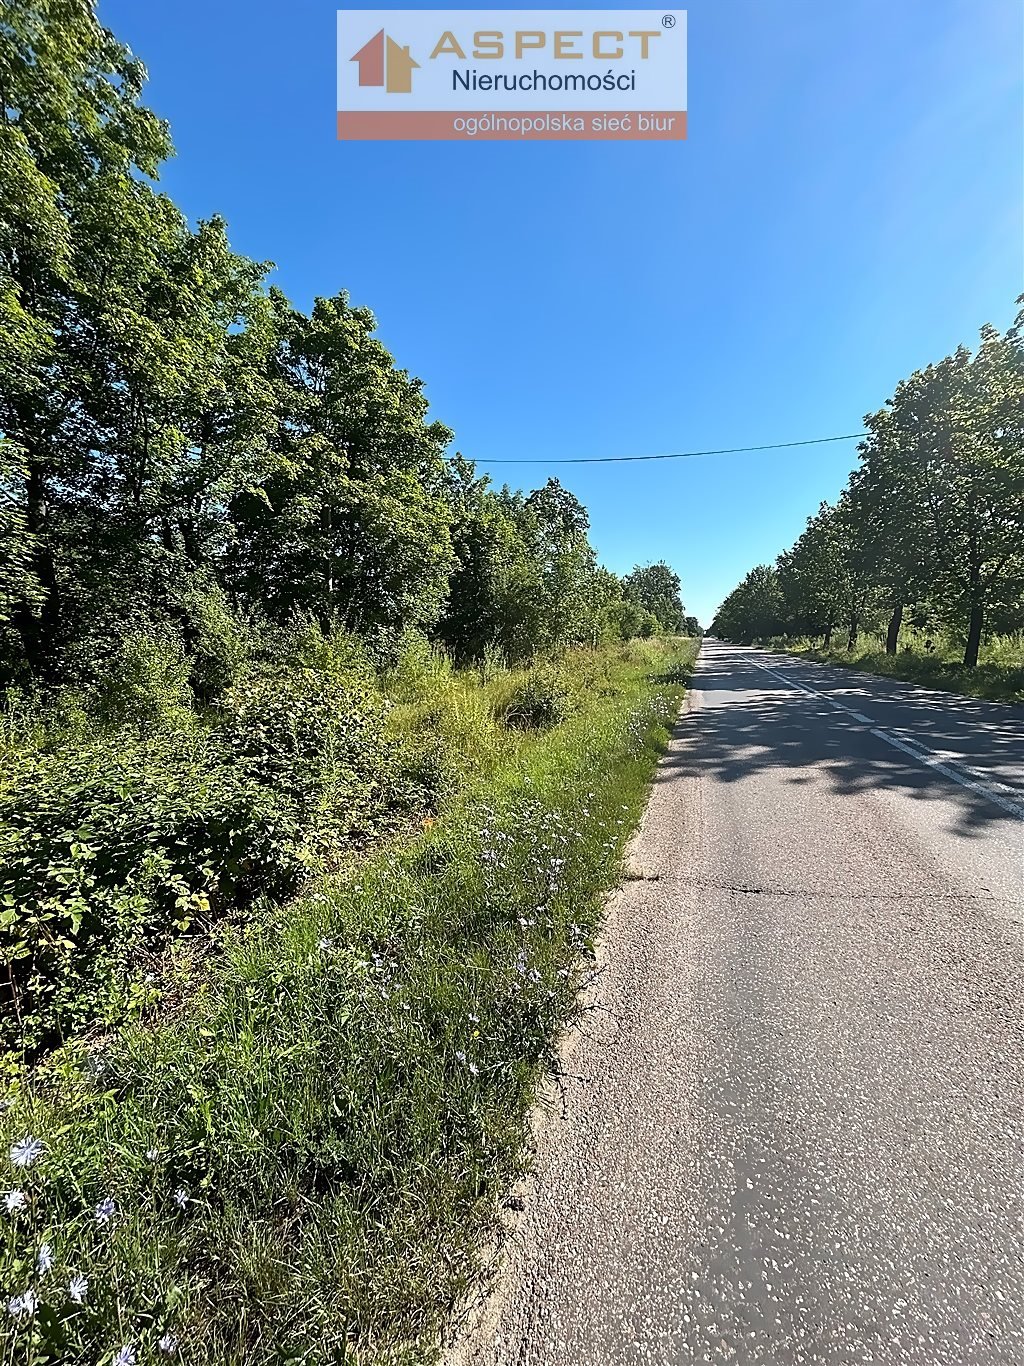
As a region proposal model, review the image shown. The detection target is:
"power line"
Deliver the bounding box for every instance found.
[480,432,868,465]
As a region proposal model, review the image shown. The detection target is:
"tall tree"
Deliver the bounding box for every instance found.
[226,291,456,637]
[0,0,276,680]
[521,478,597,651]
[623,561,685,633]
[856,311,1024,666]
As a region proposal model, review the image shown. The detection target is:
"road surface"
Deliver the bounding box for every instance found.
[453,640,1024,1366]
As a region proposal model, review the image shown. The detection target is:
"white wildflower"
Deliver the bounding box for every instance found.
[9,1136,44,1169]
[37,1241,54,1274]
[4,1190,28,1214]
[7,1288,37,1320]
[157,1331,179,1355]
[95,1196,116,1225]
[172,1187,189,1209]
[112,1346,137,1366]
[68,1272,89,1304]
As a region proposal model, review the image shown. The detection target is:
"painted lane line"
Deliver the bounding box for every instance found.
[885,741,1024,799]
[868,729,1024,820]
[748,659,1024,821]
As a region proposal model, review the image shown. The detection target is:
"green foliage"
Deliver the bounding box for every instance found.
[498,665,576,731]
[0,639,696,1365]
[714,302,1024,670]
[0,728,303,1056]
[224,663,393,832]
[92,631,195,729]
[623,561,686,633]
[0,641,413,1058]
[713,564,787,643]
[182,586,251,703]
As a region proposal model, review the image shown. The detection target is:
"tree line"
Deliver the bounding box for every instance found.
[0,0,691,698]
[712,305,1024,666]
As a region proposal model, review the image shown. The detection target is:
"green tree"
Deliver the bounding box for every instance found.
[777,498,879,651]
[855,311,1024,666]
[226,291,456,638]
[0,0,277,682]
[623,561,685,633]
[712,564,786,642]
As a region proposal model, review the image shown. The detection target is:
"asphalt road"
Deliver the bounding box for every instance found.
[453,640,1024,1366]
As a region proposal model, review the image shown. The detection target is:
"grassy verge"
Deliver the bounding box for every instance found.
[1,637,697,1365]
[767,633,1024,705]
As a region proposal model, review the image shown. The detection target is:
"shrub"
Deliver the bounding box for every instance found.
[91,629,195,728]
[223,665,394,833]
[266,619,377,684]
[182,585,251,703]
[0,730,302,1057]
[499,666,576,731]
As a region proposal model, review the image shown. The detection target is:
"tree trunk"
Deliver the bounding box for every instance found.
[823,624,833,649]
[964,599,984,668]
[847,612,859,651]
[885,603,903,655]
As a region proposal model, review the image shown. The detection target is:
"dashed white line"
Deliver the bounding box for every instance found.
[748,659,1024,821]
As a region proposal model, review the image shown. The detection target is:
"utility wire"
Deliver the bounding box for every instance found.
[481,432,868,465]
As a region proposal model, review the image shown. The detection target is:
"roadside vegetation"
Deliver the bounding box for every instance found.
[712,303,1024,701]
[0,3,700,1360]
[1,634,696,1364]
[762,629,1024,705]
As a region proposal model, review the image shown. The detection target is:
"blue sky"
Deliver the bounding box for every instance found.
[100,0,1022,625]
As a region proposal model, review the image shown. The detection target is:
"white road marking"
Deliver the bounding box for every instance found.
[748,659,1024,821]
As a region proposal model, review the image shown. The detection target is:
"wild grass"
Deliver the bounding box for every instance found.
[0,636,698,1365]
[768,629,1024,705]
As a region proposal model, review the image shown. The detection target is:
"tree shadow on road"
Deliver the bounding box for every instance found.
[658,648,1024,841]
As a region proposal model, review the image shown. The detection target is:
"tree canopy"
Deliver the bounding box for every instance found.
[712,306,1024,666]
[0,0,689,691]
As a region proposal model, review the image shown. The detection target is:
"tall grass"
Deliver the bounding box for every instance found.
[765,629,1024,704]
[0,637,697,1365]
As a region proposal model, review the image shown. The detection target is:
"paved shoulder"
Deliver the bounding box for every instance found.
[450,641,1024,1366]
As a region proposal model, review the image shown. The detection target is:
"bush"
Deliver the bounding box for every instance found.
[91,629,195,728]
[0,649,438,1057]
[265,619,377,684]
[498,666,576,730]
[224,665,394,833]
[182,586,251,703]
[0,729,303,1057]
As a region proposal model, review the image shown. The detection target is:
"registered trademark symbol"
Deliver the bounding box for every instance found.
[662,14,676,27]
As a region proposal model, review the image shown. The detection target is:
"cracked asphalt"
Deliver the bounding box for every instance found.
[453,640,1024,1366]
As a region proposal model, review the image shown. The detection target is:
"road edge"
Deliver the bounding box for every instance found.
[440,680,703,1366]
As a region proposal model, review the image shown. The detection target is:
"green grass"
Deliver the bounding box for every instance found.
[769,630,1024,705]
[0,638,697,1365]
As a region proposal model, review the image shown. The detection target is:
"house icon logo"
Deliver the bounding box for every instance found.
[350,29,420,94]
